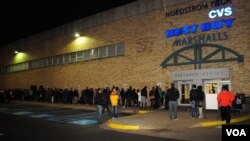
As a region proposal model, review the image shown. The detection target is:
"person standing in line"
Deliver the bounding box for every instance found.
[154,86,160,109]
[140,86,147,109]
[125,86,133,107]
[164,86,169,110]
[95,88,104,124]
[190,85,199,118]
[159,87,164,109]
[120,88,126,108]
[149,87,155,108]
[197,86,205,118]
[102,87,111,114]
[137,89,141,108]
[166,83,180,120]
[217,85,235,125]
[110,87,119,119]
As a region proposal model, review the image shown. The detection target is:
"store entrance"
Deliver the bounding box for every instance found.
[177,81,192,106]
[172,68,230,108]
[204,80,231,110]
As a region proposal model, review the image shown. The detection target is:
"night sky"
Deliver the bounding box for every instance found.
[0,0,136,46]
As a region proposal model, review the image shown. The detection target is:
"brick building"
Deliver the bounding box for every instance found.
[0,0,249,108]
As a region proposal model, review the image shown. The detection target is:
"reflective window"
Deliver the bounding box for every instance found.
[108,45,116,57]
[48,57,53,66]
[117,43,125,56]
[0,43,124,73]
[52,56,58,65]
[91,48,98,59]
[99,46,107,58]
[70,53,76,62]
[30,60,39,69]
[64,54,70,64]
[58,55,63,64]
[76,51,83,61]
[43,58,48,67]
[205,83,218,94]
[83,50,91,60]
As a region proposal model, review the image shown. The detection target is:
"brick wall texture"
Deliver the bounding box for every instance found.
[0,0,249,95]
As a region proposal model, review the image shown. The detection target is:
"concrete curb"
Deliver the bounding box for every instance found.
[200,113,250,127]
[138,110,150,114]
[106,119,139,130]
[105,110,150,130]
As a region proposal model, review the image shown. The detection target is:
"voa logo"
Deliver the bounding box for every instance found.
[209,7,232,18]
[226,129,246,136]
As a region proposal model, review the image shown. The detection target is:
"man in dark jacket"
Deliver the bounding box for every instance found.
[102,87,111,114]
[197,86,205,118]
[166,83,179,120]
[95,88,104,124]
[190,84,199,118]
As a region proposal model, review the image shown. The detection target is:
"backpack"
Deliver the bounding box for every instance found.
[190,89,198,101]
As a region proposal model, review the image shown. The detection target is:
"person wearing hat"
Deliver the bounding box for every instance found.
[217,85,235,124]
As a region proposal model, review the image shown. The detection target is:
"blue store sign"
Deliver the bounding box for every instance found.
[166,18,234,38]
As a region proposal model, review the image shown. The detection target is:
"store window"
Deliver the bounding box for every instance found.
[48,57,53,66]
[0,42,124,73]
[30,60,39,69]
[205,83,218,94]
[58,55,63,64]
[91,48,98,59]
[108,45,116,57]
[52,56,58,65]
[70,53,76,62]
[43,58,48,67]
[63,54,70,64]
[117,43,125,56]
[83,50,91,60]
[99,46,107,58]
[76,51,84,61]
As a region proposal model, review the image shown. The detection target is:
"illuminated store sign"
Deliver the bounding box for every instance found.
[208,7,232,18]
[166,18,234,38]
[165,0,232,17]
[165,0,234,47]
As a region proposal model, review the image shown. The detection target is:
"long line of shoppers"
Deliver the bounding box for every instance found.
[0,86,168,109]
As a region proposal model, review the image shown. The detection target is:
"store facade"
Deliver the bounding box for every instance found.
[0,0,249,107]
[161,0,248,108]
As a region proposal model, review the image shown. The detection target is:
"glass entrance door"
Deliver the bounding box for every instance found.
[205,81,219,110]
[204,80,231,110]
[219,81,231,92]
[178,81,192,105]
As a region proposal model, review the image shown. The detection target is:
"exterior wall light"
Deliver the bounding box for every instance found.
[75,33,80,38]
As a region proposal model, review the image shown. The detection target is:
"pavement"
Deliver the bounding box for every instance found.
[105,107,250,130]
[13,101,250,140]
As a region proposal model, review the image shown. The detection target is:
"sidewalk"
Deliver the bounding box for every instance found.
[105,108,250,130]
[102,107,250,141]
[15,101,250,140]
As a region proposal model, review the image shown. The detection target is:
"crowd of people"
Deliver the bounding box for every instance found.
[0,83,236,124]
[0,85,169,109]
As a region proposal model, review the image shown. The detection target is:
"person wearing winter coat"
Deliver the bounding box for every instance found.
[217,85,235,124]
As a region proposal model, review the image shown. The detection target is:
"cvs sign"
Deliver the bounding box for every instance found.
[209,7,232,18]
